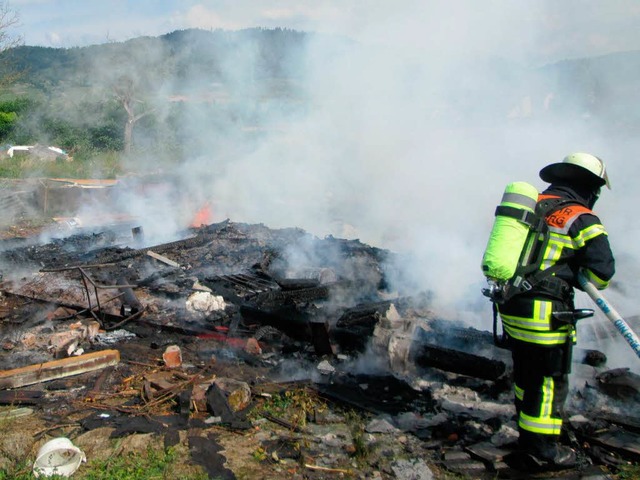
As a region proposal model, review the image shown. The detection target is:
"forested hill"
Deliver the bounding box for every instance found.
[5,27,640,124]
[5,28,322,91]
[1,27,639,163]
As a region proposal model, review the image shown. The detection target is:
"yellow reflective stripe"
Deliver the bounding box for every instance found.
[515,384,524,401]
[519,412,562,435]
[574,223,607,248]
[502,314,549,330]
[541,377,553,418]
[541,233,572,269]
[583,268,609,289]
[549,232,573,246]
[501,300,552,331]
[502,324,569,345]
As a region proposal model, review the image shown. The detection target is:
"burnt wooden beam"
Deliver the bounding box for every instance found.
[332,301,394,352]
[0,390,44,405]
[410,343,506,381]
[310,320,334,356]
[275,278,320,290]
[0,349,120,389]
[240,305,312,342]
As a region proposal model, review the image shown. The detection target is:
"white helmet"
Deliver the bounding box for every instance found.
[539,152,610,189]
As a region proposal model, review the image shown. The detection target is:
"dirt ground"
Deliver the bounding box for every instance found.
[0,325,448,480]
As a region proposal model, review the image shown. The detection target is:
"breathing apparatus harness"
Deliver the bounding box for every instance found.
[484,195,583,348]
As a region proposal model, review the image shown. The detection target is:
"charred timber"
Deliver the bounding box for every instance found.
[257,284,332,306]
[309,320,334,356]
[410,343,506,381]
[332,301,394,352]
[240,304,312,343]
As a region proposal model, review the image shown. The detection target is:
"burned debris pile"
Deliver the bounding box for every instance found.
[0,219,639,478]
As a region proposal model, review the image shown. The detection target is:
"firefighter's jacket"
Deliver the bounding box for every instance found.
[498,185,615,346]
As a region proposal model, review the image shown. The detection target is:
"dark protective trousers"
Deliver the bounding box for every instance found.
[510,339,571,445]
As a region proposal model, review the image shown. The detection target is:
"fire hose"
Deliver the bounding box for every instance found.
[577,272,640,360]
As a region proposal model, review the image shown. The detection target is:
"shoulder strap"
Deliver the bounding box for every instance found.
[537,195,590,217]
[500,196,584,302]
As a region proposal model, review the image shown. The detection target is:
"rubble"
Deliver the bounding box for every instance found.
[0,218,637,478]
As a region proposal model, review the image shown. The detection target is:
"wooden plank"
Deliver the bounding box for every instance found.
[0,350,120,389]
[147,250,180,267]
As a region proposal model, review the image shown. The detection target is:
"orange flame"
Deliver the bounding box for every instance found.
[190,202,213,227]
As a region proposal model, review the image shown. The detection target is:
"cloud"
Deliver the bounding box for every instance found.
[44,31,61,46]
[181,5,243,31]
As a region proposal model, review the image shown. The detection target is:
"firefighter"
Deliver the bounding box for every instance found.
[498,153,615,469]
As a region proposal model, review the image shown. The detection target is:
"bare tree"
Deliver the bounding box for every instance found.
[89,39,165,155]
[112,74,155,154]
[0,2,23,88]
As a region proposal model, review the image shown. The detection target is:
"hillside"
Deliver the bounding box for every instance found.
[1,27,639,165]
[6,28,318,93]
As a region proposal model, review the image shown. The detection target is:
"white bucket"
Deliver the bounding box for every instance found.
[33,437,86,478]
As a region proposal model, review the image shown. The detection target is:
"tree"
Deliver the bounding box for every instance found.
[0,2,23,89]
[112,74,154,154]
[85,39,168,155]
[0,97,30,141]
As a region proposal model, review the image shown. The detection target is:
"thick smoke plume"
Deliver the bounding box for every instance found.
[63,3,640,373]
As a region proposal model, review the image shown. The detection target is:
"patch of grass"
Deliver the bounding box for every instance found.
[252,388,327,430]
[616,463,640,479]
[79,445,208,480]
[0,442,209,480]
[344,410,374,467]
[0,151,123,179]
[0,460,34,480]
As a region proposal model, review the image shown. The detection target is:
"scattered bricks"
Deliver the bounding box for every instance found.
[162,345,182,368]
[48,330,84,353]
[244,337,262,355]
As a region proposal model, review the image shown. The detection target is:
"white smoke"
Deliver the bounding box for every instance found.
[36,2,640,371]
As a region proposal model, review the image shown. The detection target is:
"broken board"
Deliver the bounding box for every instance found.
[0,349,120,389]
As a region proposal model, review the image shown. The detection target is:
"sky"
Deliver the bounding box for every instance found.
[9,0,640,65]
[6,1,640,371]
